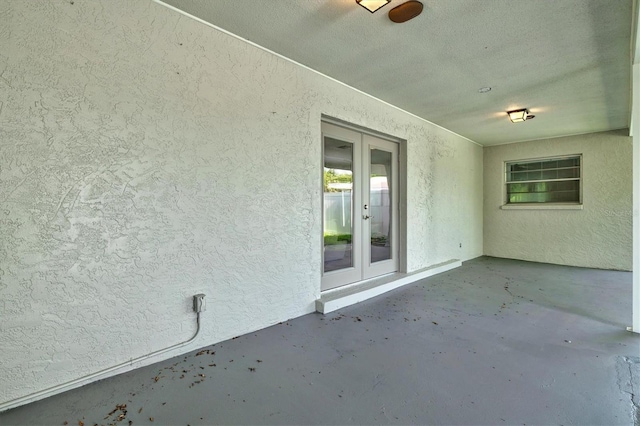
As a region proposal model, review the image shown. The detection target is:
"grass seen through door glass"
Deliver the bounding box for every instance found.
[324,234,352,245]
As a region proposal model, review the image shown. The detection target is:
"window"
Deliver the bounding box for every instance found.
[505,155,581,204]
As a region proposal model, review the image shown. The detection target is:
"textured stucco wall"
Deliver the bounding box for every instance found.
[0,0,482,406]
[484,129,632,270]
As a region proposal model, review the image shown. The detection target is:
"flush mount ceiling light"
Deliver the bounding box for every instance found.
[356,0,390,13]
[507,108,535,123]
[388,1,423,23]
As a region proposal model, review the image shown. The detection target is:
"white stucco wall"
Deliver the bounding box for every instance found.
[484,129,632,270]
[0,0,482,407]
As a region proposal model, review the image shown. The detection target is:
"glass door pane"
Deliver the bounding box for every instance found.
[323,137,354,273]
[369,149,392,263]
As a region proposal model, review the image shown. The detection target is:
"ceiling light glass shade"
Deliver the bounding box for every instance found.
[508,109,529,123]
[356,0,390,13]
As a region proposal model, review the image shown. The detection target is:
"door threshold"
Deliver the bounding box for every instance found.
[316,259,461,314]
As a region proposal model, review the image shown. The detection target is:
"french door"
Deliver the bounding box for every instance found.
[321,122,399,291]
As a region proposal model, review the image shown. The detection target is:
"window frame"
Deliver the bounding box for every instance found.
[502,154,583,208]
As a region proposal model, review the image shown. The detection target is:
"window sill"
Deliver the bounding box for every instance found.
[500,204,583,210]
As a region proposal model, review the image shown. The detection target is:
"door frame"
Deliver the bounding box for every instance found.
[320,117,406,291]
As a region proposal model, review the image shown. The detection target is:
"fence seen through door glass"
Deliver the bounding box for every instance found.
[323,137,354,273]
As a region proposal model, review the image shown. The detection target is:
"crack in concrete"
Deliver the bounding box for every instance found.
[503,281,515,298]
[627,357,640,426]
[498,280,516,313]
[617,356,640,425]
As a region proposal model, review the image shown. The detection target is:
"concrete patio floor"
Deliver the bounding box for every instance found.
[2,256,639,425]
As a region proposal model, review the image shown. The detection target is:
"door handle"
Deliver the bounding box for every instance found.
[363,215,374,220]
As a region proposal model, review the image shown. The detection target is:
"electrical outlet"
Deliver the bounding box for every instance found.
[193,294,206,313]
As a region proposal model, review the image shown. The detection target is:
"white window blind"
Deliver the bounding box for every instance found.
[505,155,581,204]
